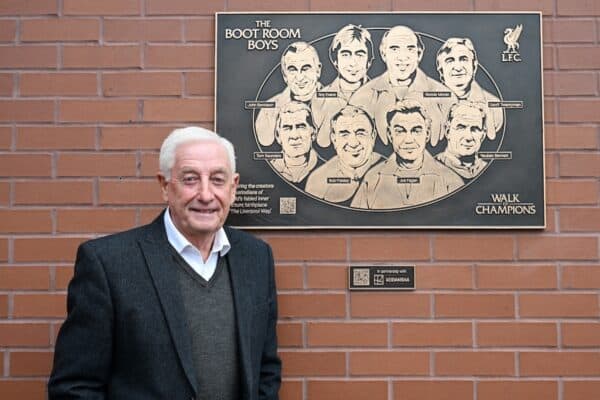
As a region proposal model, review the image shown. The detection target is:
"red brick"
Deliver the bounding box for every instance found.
[351,292,430,318]
[350,351,429,376]
[544,72,597,96]
[63,45,140,68]
[392,0,472,10]
[0,74,13,96]
[266,236,346,261]
[14,237,84,263]
[0,239,7,262]
[0,266,50,289]
[57,208,137,233]
[517,236,598,260]
[100,126,173,150]
[434,235,514,261]
[557,0,600,16]
[521,352,600,376]
[0,182,8,206]
[0,295,8,317]
[143,98,212,122]
[559,152,600,177]
[562,322,600,347]
[60,100,138,122]
[0,323,50,346]
[0,100,54,122]
[560,207,600,232]
[146,0,224,15]
[477,264,557,289]
[543,45,554,70]
[139,207,164,224]
[57,152,136,177]
[477,322,557,347]
[435,294,514,318]
[13,293,67,318]
[558,47,600,69]
[307,265,346,289]
[415,265,475,289]
[0,209,52,233]
[394,381,473,400]
[277,322,303,347]
[275,265,303,290]
[475,0,552,12]
[63,0,140,15]
[99,179,163,205]
[308,380,387,400]
[436,351,515,376]
[103,72,181,96]
[278,294,345,318]
[547,179,598,205]
[17,126,96,150]
[280,351,345,376]
[21,18,99,41]
[544,125,599,150]
[10,351,53,376]
[350,235,429,261]
[546,19,597,43]
[544,99,555,123]
[0,19,16,41]
[393,322,472,347]
[145,44,213,68]
[545,152,557,178]
[308,322,387,347]
[184,18,213,41]
[560,99,600,123]
[0,381,46,400]
[562,264,600,289]
[0,153,52,177]
[15,180,93,205]
[104,18,181,41]
[0,45,57,68]
[520,294,599,318]
[55,266,74,290]
[0,127,11,149]
[140,152,159,177]
[478,381,558,400]
[280,380,302,400]
[185,71,214,96]
[0,0,57,15]
[20,72,97,96]
[564,381,600,400]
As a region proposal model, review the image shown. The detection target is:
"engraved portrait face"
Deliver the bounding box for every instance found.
[332,112,375,169]
[446,104,486,157]
[381,27,423,83]
[276,109,315,158]
[389,111,429,162]
[335,39,370,84]
[440,43,476,96]
[282,49,321,101]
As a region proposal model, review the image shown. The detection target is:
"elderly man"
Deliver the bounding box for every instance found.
[436,37,503,138]
[306,105,382,204]
[270,101,320,187]
[49,127,281,400]
[436,101,489,180]
[316,24,374,147]
[256,41,323,147]
[352,100,463,209]
[350,25,451,148]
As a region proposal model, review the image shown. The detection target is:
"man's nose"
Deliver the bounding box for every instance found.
[195,180,214,201]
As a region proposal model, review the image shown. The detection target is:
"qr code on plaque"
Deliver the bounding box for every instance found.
[279,197,296,214]
[353,268,370,286]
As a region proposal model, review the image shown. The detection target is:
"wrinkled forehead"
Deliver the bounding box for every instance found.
[452,106,484,125]
[283,49,318,68]
[279,109,310,126]
[334,113,373,132]
[384,29,418,48]
[391,111,425,127]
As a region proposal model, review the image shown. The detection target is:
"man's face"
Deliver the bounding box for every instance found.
[158,141,239,245]
[446,106,486,157]
[389,111,428,162]
[335,39,370,84]
[440,44,476,95]
[282,49,321,100]
[381,29,422,83]
[332,113,375,169]
[276,110,315,158]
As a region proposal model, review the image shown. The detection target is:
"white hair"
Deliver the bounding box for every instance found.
[159,126,236,179]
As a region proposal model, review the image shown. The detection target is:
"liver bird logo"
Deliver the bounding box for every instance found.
[503,24,523,53]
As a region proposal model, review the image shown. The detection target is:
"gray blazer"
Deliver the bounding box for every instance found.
[48,212,281,400]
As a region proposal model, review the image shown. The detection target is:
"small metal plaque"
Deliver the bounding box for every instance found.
[349,265,415,291]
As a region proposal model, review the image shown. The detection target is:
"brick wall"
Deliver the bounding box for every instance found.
[0,1,598,399]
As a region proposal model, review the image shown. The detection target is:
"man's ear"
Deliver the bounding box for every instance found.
[157,173,169,202]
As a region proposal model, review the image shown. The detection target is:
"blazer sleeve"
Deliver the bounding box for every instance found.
[258,243,282,400]
[48,241,114,400]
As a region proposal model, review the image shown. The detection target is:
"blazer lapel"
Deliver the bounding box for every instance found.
[138,215,198,395]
